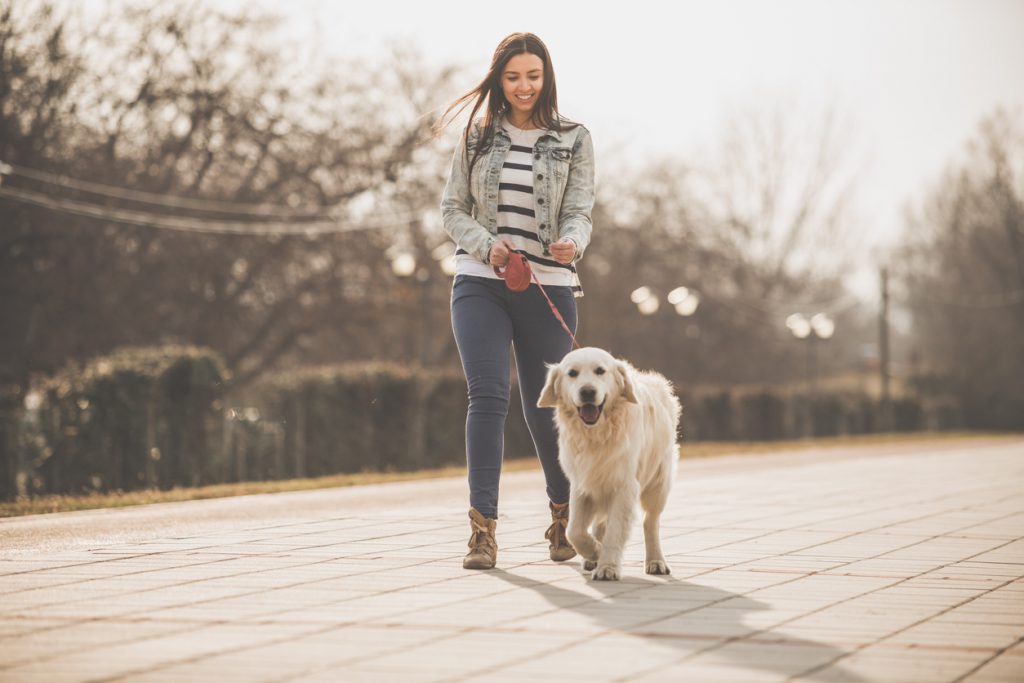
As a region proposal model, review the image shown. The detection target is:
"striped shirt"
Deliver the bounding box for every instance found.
[455,118,582,295]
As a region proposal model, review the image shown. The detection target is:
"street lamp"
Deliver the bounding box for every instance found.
[431,243,457,277]
[390,251,416,278]
[632,286,701,317]
[631,286,660,315]
[668,286,700,317]
[632,285,702,379]
[786,312,835,394]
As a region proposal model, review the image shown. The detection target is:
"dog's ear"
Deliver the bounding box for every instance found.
[615,360,639,404]
[537,363,561,408]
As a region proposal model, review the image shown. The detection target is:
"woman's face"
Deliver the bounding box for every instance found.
[501,52,544,119]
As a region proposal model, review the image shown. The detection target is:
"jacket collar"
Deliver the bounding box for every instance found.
[485,117,568,144]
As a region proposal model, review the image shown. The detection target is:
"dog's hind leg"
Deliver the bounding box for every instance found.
[567,492,601,569]
[592,486,637,581]
[640,476,671,575]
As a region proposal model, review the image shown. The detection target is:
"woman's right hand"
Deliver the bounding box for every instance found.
[488,239,514,267]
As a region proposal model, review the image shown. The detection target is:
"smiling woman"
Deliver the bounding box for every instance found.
[434,32,597,571]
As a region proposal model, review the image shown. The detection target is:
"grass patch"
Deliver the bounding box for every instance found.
[1,431,1011,518]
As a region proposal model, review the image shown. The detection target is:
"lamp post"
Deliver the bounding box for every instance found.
[785,312,835,394]
[631,286,700,318]
[631,285,700,378]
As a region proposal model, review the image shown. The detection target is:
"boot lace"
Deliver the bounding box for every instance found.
[545,504,569,549]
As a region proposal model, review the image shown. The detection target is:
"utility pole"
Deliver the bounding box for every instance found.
[879,266,892,431]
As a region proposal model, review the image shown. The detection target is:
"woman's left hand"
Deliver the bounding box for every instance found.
[549,239,576,264]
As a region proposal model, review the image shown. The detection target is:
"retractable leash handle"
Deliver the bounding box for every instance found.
[494,250,580,350]
[492,252,531,292]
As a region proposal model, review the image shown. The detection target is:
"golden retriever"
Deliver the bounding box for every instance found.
[538,347,681,580]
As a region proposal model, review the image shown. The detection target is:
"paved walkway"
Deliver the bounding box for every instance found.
[1,437,1022,682]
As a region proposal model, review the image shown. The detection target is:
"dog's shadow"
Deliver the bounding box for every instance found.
[489,566,863,681]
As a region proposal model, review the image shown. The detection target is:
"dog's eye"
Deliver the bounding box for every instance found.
[595,367,606,375]
[568,369,579,378]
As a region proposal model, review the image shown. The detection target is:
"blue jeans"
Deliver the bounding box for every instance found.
[450,274,577,519]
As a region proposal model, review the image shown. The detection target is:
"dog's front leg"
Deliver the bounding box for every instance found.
[592,487,637,581]
[566,491,600,568]
[643,510,670,575]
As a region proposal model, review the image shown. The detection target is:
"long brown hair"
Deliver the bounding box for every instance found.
[435,32,575,174]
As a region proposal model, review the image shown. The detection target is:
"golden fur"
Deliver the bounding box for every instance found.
[538,347,681,580]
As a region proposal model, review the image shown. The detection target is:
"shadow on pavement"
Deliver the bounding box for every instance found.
[489,566,862,682]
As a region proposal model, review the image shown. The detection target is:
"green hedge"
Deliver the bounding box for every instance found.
[5,345,968,501]
[30,347,227,495]
[0,384,22,500]
[227,363,545,481]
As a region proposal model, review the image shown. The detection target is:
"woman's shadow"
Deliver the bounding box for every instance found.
[488,565,863,681]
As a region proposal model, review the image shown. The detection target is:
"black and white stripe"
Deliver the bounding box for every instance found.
[455,119,580,293]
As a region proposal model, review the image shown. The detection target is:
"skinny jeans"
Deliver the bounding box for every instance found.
[450,274,577,519]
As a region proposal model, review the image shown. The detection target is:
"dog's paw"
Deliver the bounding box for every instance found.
[591,564,620,581]
[583,559,597,571]
[645,560,671,575]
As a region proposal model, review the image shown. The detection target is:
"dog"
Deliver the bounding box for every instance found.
[538,347,681,580]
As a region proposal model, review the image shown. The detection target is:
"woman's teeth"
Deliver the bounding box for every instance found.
[516,94,533,100]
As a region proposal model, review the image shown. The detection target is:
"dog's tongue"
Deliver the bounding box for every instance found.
[579,404,601,425]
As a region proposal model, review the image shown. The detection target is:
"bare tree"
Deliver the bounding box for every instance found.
[0,1,457,401]
[899,107,1024,428]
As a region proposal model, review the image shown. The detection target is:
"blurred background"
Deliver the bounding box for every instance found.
[1,0,1022,500]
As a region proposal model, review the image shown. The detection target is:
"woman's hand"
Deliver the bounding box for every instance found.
[488,239,515,267]
[549,239,576,264]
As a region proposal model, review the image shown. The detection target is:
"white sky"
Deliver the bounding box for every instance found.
[264,0,1024,301]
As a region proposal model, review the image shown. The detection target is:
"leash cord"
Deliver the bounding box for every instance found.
[530,267,581,350]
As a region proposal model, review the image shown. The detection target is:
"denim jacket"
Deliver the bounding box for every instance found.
[440,118,595,264]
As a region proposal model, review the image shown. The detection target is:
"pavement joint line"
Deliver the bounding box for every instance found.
[0,548,472,670]
[271,497,1019,683]
[17,484,1017,679]
[270,570,702,683]
[950,633,1024,683]
[12,474,991,619]
[593,500,1024,680]
[83,555,596,683]
[654,479,1018,547]
[0,529,594,669]
[783,540,1024,681]
[0,515,455,580]
[0,518,460,598]
[0,521,473,644]
[2,441,1020,682]
[0,519,467,608]
[0,515,364,574]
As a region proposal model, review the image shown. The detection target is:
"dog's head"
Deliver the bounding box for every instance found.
[537,347,638,426]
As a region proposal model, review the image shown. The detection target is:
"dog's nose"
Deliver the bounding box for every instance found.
[579,386,597,404]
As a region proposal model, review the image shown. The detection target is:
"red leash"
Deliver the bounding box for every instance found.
[494,252,581,350]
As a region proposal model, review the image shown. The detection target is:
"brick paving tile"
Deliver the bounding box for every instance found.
[1,436,1021,682]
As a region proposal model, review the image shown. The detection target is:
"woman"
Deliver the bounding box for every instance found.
[436,32,595,569]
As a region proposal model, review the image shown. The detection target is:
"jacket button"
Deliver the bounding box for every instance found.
[537,198,545,205]
[536,174,544,180]
[539,223,546,229]
[534,153,540,160]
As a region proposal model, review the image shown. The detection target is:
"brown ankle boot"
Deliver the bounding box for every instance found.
[546,501,577,562]
[463,508,497,570]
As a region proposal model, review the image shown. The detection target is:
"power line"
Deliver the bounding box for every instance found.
[0,159,425,221]
[0,185,409,236]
